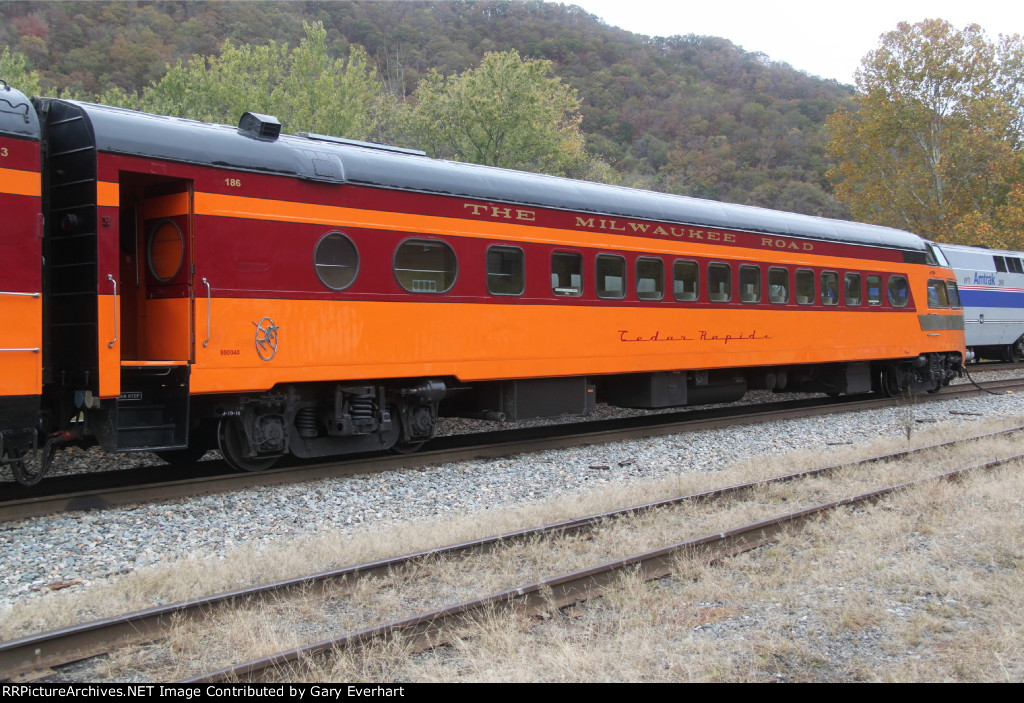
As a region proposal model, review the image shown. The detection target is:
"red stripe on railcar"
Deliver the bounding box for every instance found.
[96,152,910,265]
[0,135,41,173]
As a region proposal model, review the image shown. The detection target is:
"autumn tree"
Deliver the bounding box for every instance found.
[826,19,1024,245]
[0,46,41,96]
[102,22,384,141]
[400,49,603,179]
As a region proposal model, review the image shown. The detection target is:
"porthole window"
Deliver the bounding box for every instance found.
[845,273,862,306]
[395,239,457,293]
[673,260,699,301]
[314,232,359,291]
[887,276,910,307]
[486,246,524,296]
[768,267,788,304]
[636,257,664,300]
[552,251,583,296]
[596,254,626,299]
[739,265,761,303]
[148,219,184,282]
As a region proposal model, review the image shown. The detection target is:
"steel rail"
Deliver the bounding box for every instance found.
[2,425,1021,681]
[3,377,1022,524]
[189,451,1024,683]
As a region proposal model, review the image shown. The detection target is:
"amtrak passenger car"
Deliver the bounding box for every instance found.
[937,243,1024,362]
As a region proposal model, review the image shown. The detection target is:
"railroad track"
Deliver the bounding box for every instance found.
[2,424,1021,682]
[2,376,1022,524]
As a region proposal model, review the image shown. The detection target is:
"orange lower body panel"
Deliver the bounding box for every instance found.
[186,298,963,395]
[0,295,42,397]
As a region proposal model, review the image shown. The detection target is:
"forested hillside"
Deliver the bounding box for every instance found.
[0,0,856,217]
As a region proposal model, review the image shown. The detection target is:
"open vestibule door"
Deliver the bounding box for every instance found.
[107,172,193,451]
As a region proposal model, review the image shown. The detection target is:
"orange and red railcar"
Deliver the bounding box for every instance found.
[0,82,42,477]
[1,93,965,482]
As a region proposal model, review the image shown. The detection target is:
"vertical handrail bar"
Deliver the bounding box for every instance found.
[202,277,211,348]
[107,274,118,348]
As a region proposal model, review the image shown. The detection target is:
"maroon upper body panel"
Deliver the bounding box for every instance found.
[97,152,922,312]
[0,135,42,292]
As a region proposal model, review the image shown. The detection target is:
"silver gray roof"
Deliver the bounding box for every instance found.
[60,99,927,252]
[0,83,40,139]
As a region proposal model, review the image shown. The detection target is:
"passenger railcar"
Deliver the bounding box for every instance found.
[1,92,965,482]
[936,242,1024,362]
[0,82,42,482]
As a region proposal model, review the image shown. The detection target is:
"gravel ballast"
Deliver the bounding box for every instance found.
[2,384,1024,610]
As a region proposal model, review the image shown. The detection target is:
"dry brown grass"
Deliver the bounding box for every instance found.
[296,425,1024,682]
[3,416,1023,682]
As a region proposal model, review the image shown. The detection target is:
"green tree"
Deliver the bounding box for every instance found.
[0,46,41,96]
[400,49,598,178]
[826,19,1024,244]
[102,22,383,140]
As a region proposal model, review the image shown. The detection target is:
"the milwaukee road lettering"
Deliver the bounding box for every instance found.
[575,216,738,244]
[572,215,815,252]
[461,201,820,253]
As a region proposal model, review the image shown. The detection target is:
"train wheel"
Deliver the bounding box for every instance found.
[1006,344,1023,364]
[390,403,430,454]
[879,366,903,398]
[392,438,427,454]
[217,418,279,472]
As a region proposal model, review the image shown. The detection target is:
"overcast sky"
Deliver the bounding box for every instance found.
[558,1,1024,85]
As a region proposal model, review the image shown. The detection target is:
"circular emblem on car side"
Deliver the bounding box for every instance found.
[253,317,279,361]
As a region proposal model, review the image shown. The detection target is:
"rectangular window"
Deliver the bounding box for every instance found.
[552,251,583,296]
[844,273,862,306]
[1011,258,1024,274]
[486,246,524,296]
[795,269,814,305]
[867,275,882,305]
[636,257,664,300]
[927,278,950,308]
[596,254,626,299]
[768,267,788,303]
[821,271,839,305]
[707,263,731,302]
[739,265,761,303]
[945,280,962,309]
[994,256,1008,273]
[673,260,699,301]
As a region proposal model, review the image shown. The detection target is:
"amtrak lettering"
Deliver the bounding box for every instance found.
[618,329,770,344]
[967,272,999,286]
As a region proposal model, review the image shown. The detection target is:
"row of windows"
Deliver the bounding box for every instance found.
[551,251,912,307]
[314,232,958,309]
[927,278,962,309]
[994,255,1024,274]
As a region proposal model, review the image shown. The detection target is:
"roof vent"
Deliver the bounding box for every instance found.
[238,112,281,141]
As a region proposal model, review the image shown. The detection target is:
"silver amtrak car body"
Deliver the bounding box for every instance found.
[936,242,1024,361]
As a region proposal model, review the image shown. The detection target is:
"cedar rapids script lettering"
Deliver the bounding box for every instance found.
[619,330,771,344]
[461,203,816,251]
